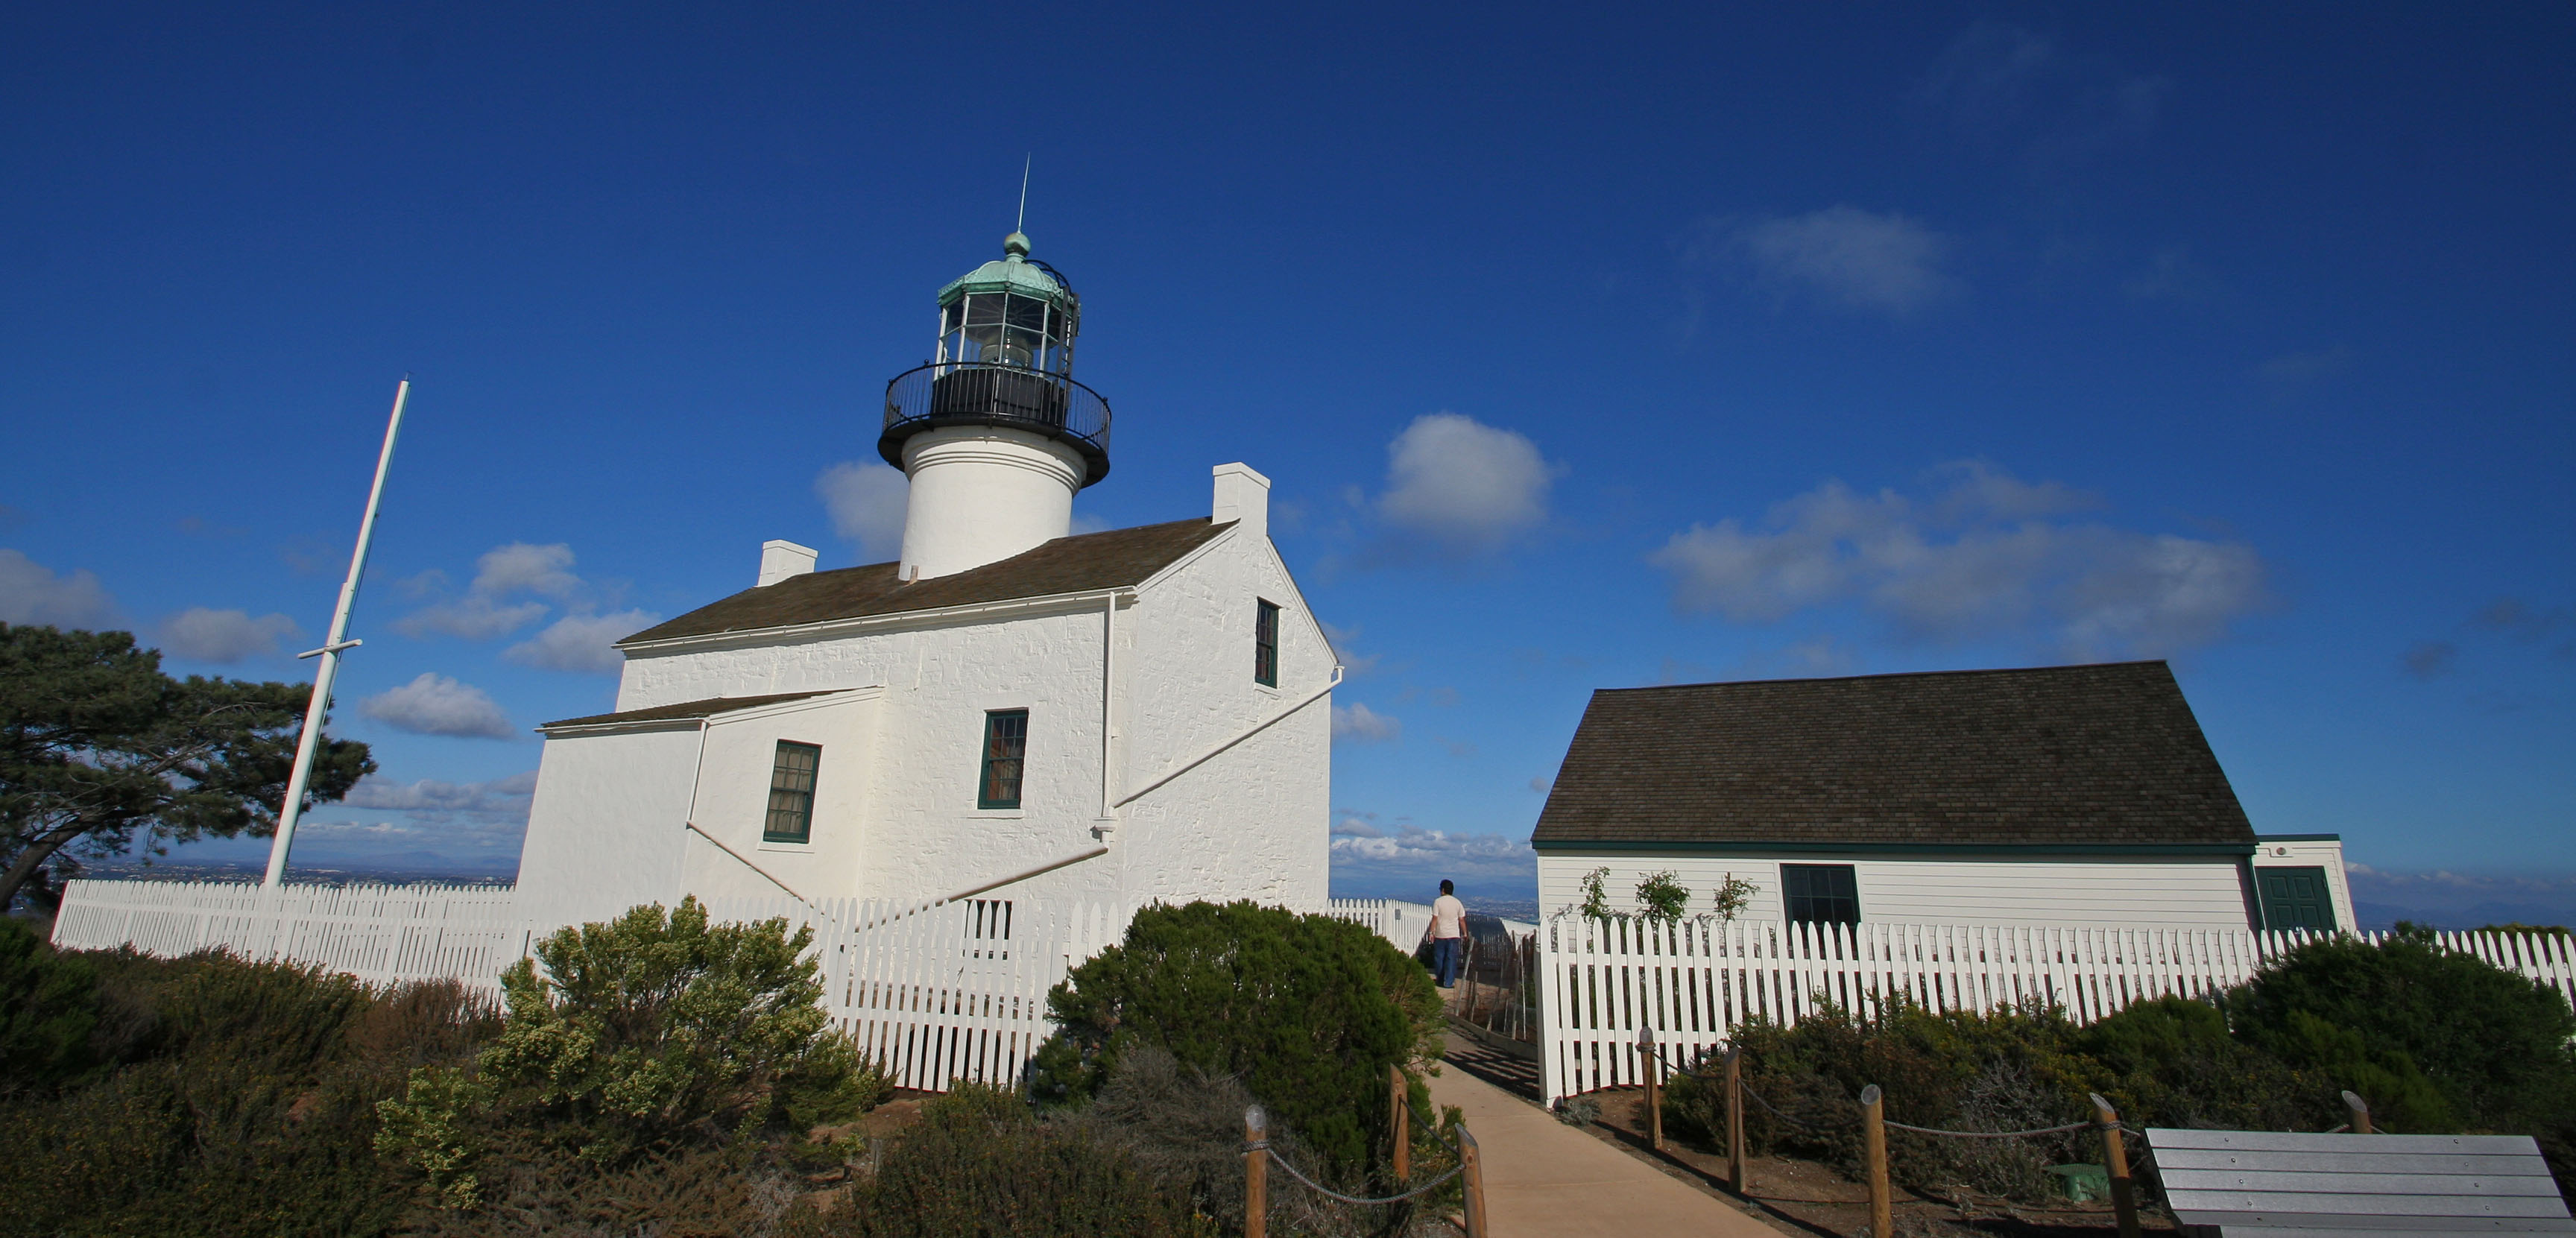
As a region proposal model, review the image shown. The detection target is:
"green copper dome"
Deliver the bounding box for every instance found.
[935,233,1070,307]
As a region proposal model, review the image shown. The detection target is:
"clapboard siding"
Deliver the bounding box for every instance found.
[1538,853,2254,928]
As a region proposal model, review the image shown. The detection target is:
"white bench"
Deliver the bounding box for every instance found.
[2149,1127,2574,1235]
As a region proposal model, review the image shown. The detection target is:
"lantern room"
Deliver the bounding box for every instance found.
[880,230,1112,488]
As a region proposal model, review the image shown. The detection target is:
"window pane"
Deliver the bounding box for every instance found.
[1006,294,1047,332]
[979,710,1028,809]
[965,294,1003,325]
[763,741,821,842]
[1254,600,1279,686]
[1782,864,1860,925]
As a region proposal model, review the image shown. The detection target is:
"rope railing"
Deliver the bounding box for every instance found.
[1243,1087,1488,1238]
[1246,1138,1467,1204]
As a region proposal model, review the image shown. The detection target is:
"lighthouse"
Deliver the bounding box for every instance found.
[879,230,1114,581]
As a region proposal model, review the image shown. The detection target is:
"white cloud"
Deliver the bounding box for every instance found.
[157,607,302,662]
[359,672,517,739]
[343,769,538,818]
[396,595,550,639]
[1328,823,1532,876]
[1374,413,1554,558]
[1332,701,1402,745]
[815,462,909,560]
[470,543,584,599]
[397,542,643,648]
[503,608,659,675]
[1528,777,1551,794]
[1732,206,1962,315]
[0,549,119,627]
[1649,461,2270,659]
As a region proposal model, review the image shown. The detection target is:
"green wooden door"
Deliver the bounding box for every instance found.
[2257,866,2336,931]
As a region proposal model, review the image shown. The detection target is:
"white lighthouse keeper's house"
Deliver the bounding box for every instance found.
[511,231,1336,935]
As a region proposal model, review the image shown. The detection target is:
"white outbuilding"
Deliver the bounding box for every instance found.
[1530,662,2355,933]
[511,233,1335,934]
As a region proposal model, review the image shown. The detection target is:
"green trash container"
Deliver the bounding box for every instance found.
[2045,1163,2109,1202]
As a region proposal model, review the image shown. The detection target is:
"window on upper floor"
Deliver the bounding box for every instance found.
[1781,863,1860,925]
[979,710,1029,809]
[1254,599,1280,687]
[763,741,821,843]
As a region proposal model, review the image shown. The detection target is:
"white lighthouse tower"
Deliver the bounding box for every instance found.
[880,230,1113,580]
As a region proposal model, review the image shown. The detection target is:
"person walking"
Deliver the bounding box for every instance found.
[1430,879,1467,989]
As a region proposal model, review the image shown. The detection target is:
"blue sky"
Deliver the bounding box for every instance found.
[4,4,2570,922]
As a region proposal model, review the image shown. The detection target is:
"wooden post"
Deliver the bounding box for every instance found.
[1638,1024,1663,1150]
[1725,1045,1746,1193]
[1459,1125,1488,1238]
[2090,1093,2142,1238]
[2342,1089,2374,1134]
[1860,1084,1892,1238]
[1245,1105,1268,1238]
[1390,1064,1411,1181]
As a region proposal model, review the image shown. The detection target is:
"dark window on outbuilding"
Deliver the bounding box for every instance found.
[979,710,1029,809]
[2255,866,2335,931]
[763,741,821,843]
[1781,864,1861,925]
[1254,600,1280,687]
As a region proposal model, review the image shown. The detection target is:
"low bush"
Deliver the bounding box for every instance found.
[377,896,890,1209]
[1664,929,2576,1201]
[813,1083,1214,1238]
[0,916,100,1093]
[1029,900,1442,1177]
[0,941,492,1238]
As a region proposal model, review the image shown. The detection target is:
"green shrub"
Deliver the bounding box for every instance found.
[817,1083,1214,1238]
[0,915,100,1092]
[377,897,889,1208]
[1029,900,1441,1177]
[0,948,482,1238]
[2226,926,2576,1128]
[2077,995,2346,1133]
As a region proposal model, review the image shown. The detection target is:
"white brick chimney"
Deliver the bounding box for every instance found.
[757,540,818,587]
[1210,462,1269,538]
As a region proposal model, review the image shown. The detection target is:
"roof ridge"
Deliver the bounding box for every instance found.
[1595,660,2169,695]
[801,515,1218,578]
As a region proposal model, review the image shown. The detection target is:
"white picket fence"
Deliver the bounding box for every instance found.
[47,878,1140,1093]
[48,878,525,997]
[1537,915,2576,1102]
[693,894,1133,1092]
[1325,896,1434,956]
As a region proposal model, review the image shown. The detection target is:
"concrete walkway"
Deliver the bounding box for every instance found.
[1429,1034,1780,1238]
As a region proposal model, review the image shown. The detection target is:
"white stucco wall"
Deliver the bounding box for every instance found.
[2252,836,2355,930]
[674,691,880,906]
[515,724,702,934]
[516,515,1332,924]
[1536,851,2259,929]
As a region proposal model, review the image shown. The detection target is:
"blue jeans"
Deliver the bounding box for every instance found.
[1432,936,1462,988]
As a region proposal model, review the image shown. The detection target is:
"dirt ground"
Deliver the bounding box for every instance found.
[1565,1088,2178,1238]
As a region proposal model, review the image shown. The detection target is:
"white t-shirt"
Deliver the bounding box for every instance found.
[1430,894,1467,940]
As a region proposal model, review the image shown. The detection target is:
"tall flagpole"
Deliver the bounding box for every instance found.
[264,378,411,888]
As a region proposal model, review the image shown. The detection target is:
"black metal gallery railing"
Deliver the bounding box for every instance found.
[879,361,1113,486]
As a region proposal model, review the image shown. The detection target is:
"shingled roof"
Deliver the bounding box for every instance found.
[621,518,1230,645]
[1532,661,2255,850]
[540,690,841,730]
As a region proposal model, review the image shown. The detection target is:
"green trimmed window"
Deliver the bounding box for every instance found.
[763,741,821,843]
[1781,863,1860,925]
[1254,599,1280,687]
[978,710,1029,809]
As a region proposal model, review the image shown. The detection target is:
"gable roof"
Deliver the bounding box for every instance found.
[541,690,842,730]
[621,518,1230,646]
[1531,661,2255,851]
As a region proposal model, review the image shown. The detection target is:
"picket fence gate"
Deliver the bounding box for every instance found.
[48,878,525,997]
[1535,915,2576,1103]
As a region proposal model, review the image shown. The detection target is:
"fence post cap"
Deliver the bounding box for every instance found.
[2340,1090,2369,1112]
[1858,1084,1881,1106]
[1246,1105,1265,1134]
[1636,1024,1656,1046]
[2088,1092,2116,1116]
